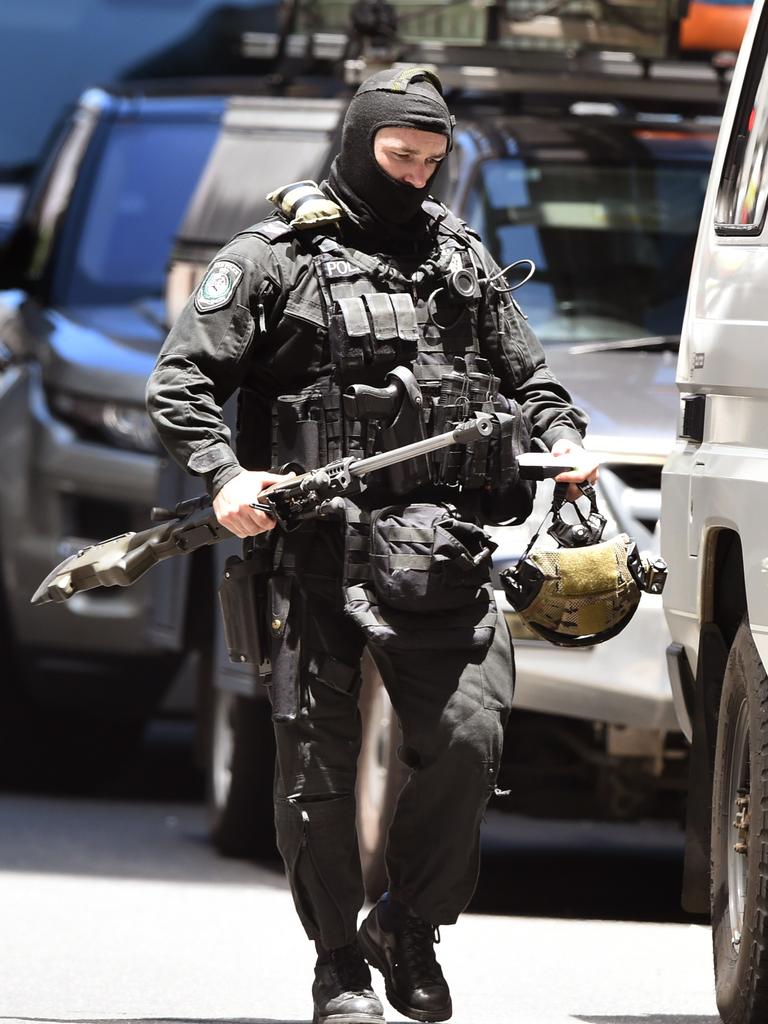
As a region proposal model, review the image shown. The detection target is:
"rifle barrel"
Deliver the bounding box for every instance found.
[349,415,495,476]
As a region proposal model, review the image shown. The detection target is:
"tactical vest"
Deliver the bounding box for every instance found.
[248,194,530,510]
[312,208,482,385]
[251,185,533,661]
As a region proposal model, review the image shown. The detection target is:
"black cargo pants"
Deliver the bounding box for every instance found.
[271,522,514,952]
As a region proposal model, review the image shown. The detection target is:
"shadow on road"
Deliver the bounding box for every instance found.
[469,811,705,925]
[0,719,286,887]
[2,718,207,804]
[0,1019,313,1024]
[1,719,705,925]
[0,1016,723,1024]
[468,806,704,929]
[575,1016,721,1023]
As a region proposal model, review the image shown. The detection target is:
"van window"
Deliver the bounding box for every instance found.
[715,17,768,235]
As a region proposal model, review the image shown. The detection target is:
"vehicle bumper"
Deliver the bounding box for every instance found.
[5,367,173,659]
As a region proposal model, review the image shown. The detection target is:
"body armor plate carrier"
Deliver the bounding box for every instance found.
[260,185,535,526]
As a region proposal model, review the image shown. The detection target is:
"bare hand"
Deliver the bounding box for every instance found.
[550,438,600,502]
[213,469,295,538]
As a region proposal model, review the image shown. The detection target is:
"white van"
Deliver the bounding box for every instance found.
[661,2,768,1020]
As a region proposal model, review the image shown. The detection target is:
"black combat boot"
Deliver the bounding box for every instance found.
[313,942,386,1024]
[357,900,452,1023]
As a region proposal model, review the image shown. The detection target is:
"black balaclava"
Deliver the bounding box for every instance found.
[327,66,454,235]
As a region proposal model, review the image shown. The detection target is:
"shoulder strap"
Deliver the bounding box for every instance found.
[425,198,467,234]
[234,216,296,245]
[425,199,480,251]
[423,197,448,222]
[232,212,338,254]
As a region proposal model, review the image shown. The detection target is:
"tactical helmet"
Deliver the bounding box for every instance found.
[499,484,667,647]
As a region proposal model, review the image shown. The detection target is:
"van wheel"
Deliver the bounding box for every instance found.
[711,619,768,1024]
[356,651,408,902]
[207,688,277,859]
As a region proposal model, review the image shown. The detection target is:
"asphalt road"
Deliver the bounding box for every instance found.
[0,720,720,1024]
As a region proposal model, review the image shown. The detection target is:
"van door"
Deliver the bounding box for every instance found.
[683,11,768,561]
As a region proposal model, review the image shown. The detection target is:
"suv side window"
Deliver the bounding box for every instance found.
[715,15,768,236]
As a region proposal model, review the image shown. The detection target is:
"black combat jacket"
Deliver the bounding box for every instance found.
[146,201,588,498]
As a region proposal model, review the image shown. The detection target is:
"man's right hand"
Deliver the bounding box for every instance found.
[213,469,296,538]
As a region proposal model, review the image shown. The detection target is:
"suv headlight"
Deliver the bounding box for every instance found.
[50,392,159,454]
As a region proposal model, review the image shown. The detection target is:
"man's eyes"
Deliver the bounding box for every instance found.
[391,152,443,164]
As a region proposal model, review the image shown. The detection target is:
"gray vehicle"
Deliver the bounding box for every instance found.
[0,83,340,784]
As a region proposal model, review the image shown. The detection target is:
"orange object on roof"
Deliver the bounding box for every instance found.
[679,1,752,52]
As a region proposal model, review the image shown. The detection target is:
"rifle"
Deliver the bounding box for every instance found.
[32,410,575,608]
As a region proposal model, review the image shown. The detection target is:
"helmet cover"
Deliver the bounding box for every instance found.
[500,533,667,647]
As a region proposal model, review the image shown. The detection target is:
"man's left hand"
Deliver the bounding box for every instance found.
[549,438,600,501]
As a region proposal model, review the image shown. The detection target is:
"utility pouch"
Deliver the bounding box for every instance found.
[483,396,536,525]
[321,386,346,462]
[429,356,499,489]
[329,293,419,370]
[271,382,348,469]
[217,551,272,680]
[460,356,499,488]
[369,503,496,613]
[429,362,471,485]
[272,389,325,470]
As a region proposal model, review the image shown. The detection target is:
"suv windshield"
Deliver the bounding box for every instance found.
[462,131,715,344]
[61,118,218,305]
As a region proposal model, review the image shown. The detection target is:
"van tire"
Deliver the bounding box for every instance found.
[711,619,768,1024]
[207,688,277,859]
[356,651,408,902]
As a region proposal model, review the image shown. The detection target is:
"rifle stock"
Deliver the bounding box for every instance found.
[31,505,230,606]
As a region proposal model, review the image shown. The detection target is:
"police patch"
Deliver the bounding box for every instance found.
[195,260,243,314]
[323,258,359,280]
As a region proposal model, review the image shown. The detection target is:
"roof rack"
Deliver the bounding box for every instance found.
[294,0,681,60]
[241,0,733,105]
[345,50,730,104]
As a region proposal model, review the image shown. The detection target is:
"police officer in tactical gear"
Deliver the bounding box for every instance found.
[147,67,597,1024]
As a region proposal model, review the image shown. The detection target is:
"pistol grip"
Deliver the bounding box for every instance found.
[342,381,401,422]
